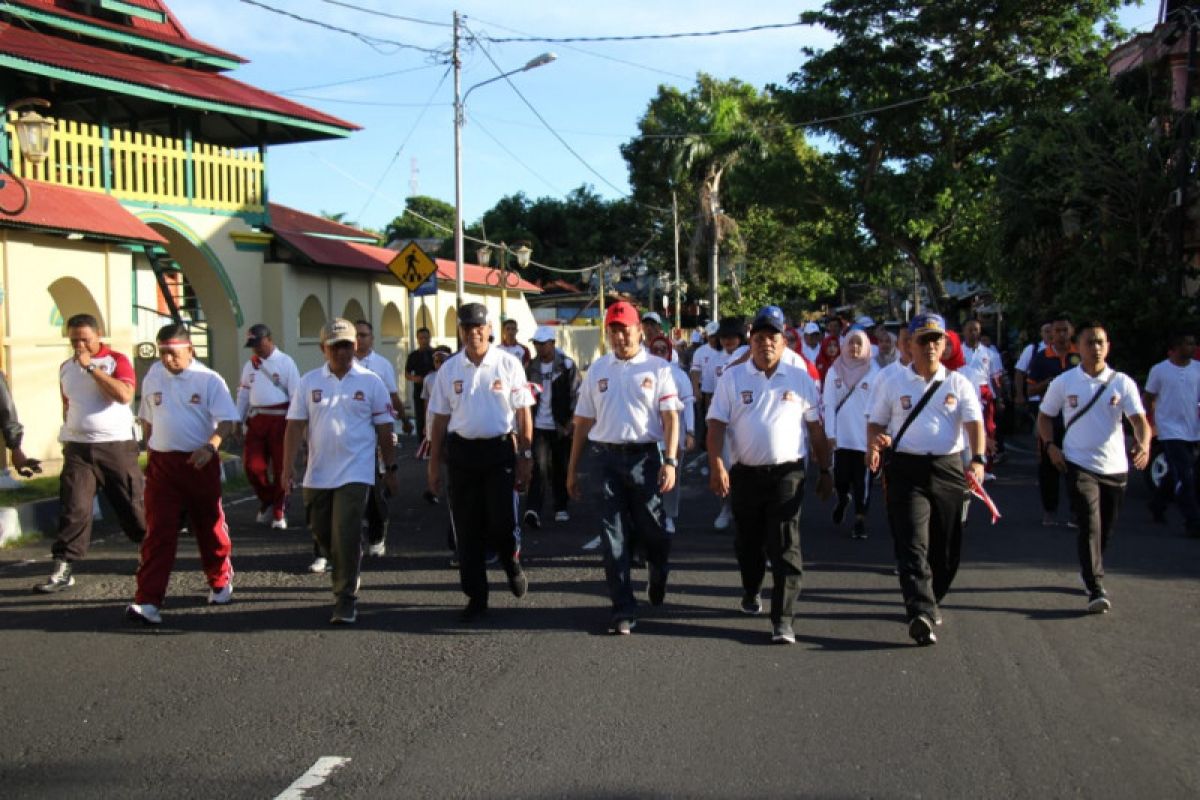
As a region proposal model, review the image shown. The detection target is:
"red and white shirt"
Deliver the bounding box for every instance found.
[139,361,239,453]
[236,348,300,419]
[59,344,137,443]
[288,363,394,488]
[576,350,681,444]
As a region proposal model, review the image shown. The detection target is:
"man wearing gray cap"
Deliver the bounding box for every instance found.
[427,303,535,621]
[523,325,578,528]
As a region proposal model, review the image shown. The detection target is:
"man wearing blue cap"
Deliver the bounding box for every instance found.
[866,313,986,646]
[707,306,833,644]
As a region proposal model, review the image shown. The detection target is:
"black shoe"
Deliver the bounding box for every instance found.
[832,495,849,525]
[852,519,867,539]
[460,600,488,622]
[522,510,541,529]
[1087,589,1111,614]
[35,559,74,593]
[908,614,937,646]
[506,562,528,599]
[648,570,667,606]
[1148,502,1167,524]
[740,592,763,615]
[330,597,357,625]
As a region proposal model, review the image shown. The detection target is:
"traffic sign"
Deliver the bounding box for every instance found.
[412,273,438,297]
[389,242,438,291]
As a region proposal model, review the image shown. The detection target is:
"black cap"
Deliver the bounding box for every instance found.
[716,316,745,340]
[458,303,489,326]
[244,323,271,347]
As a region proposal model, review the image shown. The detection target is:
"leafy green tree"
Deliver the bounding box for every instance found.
[385,195,456,246]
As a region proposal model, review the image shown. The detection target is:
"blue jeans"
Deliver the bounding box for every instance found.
[594,443,671,621]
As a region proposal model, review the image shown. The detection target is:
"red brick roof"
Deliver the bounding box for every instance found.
[7,0,245,64]
[0,23,357,132]
[268,203,376,241]
[0,179,167,244]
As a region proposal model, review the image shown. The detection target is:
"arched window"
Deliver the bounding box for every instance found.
[381,302,403,339]
[443,307,458,339]
[416,304,434,336]
[48,277,105,336]
[298,295,325,338]
[342,298,366,324]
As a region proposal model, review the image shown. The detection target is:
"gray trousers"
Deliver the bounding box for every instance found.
[305,483,369,599]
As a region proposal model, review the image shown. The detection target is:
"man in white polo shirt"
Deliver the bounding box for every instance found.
[689,320,721,462]
[1144,332,1200,536]
[283,318,397,624]
[37,313,143,593]
[867,313,986,646]
[127,324,239,626]
[567,301,681,635]
[707,306,833,644]
[354,319,409,558]
[427,303,535,623]
[1039,321,1151,614]
[235,323,299,530]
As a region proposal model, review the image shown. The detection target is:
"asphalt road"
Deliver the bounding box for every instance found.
[1,435,1198,799]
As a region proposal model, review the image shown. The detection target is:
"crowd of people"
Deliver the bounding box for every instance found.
[13,301,1197,645]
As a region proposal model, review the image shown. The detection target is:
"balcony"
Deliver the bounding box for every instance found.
[4,114,264,214]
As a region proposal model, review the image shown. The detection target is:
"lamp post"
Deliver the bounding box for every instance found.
[1,98,53,216]
[453,14,555,308]
[477,241,532,320]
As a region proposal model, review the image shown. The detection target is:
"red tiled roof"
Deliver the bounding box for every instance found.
[0,23,358,132]
[7,1,245,64]
[268,203,376,240]
[0,179,167,244]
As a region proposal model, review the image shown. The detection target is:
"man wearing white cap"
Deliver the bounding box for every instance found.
[523,325,579,527]
[800,322,822,364]
[641,312,678,363]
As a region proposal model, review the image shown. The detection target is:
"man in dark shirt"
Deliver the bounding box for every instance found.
[1026,315,1081,526]
[0,372,39,478]
[404,327,436,441]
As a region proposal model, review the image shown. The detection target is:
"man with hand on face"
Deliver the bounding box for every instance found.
[427,304,535,623]
[866,314,986,646]
[1039,322,1151,614]
[707,306,833,644]
[567,301,681,635]
[235,323,299,530]
[283,319,397,624]
[127,324,239,626]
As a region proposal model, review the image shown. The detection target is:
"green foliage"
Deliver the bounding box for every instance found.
[384,195,457,246]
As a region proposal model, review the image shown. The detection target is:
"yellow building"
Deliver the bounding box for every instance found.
[0,1,538,465]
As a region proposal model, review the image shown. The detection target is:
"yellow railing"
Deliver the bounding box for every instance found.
[5,115,264,213]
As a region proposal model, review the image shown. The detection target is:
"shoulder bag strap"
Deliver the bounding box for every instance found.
[891,378,944,453]
[1064,372,1117,433]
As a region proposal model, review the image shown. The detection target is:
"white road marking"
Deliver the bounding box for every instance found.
[275,757,351,799]
[225,495,259,507]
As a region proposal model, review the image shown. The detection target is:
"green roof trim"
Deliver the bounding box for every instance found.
[0,53,354,139]
[135,210,245,327]
[1,5,242,69]
[99,0,165,24]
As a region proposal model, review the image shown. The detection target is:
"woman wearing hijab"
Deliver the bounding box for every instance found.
[815,334,841,382]
[822,329,879,538]
[874,330,899,369]
[649,335,695,534]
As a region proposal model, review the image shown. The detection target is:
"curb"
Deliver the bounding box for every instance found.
[0,455,244,548]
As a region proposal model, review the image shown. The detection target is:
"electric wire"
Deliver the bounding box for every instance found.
[466,111,565,195]
[315,0,449,27]
[272,63,442,95]
[475,20,806,44]
[237,0,447,55]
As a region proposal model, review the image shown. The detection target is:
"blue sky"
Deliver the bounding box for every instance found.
[173,1,1160,236]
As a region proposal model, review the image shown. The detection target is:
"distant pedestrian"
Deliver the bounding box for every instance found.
[649,335,695,534]
[497,319,531,366]
[1039,322,1151,613]
[235,323,299,530]
[1144,332,1200,536]
[823,329,879,539]
[523,325,578,528]
[1027,316,1080,526]
[38,314,141,593]
[404,327,436,441]
[127,324,239,626]
[567,301,681,634]
[354,319,409,557]
[427,303,534,622]
[282,319,397,624]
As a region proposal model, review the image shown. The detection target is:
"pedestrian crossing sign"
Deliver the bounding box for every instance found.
[389,242,438,291]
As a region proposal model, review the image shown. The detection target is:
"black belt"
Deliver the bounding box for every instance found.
[732,459,804,474]
[447,432,513,444]
[592,441,658,452]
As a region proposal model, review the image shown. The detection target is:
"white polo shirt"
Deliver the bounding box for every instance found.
[1144,358,1200,442]
[236,348,300,419]
[139,360,239,453]
[707,359,821,467]
[576,349,682,444]
[428,347,534,439]
[668,361,696,435]
[1041,366,1145,474]
[356,350,399,395]
[867,364,982,455]
[822,362,879,452]
[288,362,394,488]
[59,345,137,443]
[962,342,1003,382]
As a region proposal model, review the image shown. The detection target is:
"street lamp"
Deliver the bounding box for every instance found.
[477,241,533,320]
[453,20,556,308]
[1,98,53,216]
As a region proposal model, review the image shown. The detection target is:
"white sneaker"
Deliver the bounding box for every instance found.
[208,582,233,605]
[271,517,287,530]
[582,536,602,551]
[554,510,570,523]
[126,603,162,625]
[367,542,385,557]
[255,508,271,525]
[714,507,733,530]
[308,557,329,574]
[664,517,676,533]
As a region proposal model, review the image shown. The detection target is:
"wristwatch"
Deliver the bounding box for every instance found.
[84,364,97,374]
[820,466,833,475]
[971,454,986,465]
[663,456,678,467]
[520,449,533,459]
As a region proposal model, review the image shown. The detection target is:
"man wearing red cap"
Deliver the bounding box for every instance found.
[567,301,681,635]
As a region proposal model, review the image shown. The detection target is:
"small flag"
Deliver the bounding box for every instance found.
[966,470,1001,524]
[415,437,431,460]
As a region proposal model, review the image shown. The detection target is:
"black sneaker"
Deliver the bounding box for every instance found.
[908,614,937,646]
[648,570,667,606]
[35,559,74,593]
[771,621,796,644]
[740,592,763,615]
[460,600,488,622]
[832,495,849,525]
[852,519,867,539]
[522,510,541,529]
[506,562,528,599]
[330,597,357,624]
[1087,589,1111,614]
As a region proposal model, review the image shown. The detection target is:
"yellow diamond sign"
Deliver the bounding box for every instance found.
[389,242,438,291]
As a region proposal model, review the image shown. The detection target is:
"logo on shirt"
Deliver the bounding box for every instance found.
[641,377,654,390]
[598,378,609,393]
[782,390,797,403]
[943,394,957,411]
[353,390,366,402]
[900,395,912,410]
[716,366,725,377]
[740,390,754,405]
[453,380,464,395]
[1067,395,1079,408]
[1109,393,1121,406]
[189,393,201,405]
[834,378,843,389]
[152,392,162,406]
[860,381,870,391]
[1068,354,1082,367]
[491,379,504,392]
[271,373,281,386]
[311,389,323,403]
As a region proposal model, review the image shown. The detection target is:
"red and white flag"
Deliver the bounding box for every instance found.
[966,471,1001,524]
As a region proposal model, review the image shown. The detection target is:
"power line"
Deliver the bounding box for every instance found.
[273,63,441,94]
[475,19,806,44]
[237,0,447,55]
[315,0,449,27]
[284,94,453,108]
[467,111,565,195]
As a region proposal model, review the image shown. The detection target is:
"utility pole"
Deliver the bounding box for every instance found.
[452,10,465,308]
[672,190,681,329]
[708,191,720,321]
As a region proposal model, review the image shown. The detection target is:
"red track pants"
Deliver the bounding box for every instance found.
[243,411,288,517]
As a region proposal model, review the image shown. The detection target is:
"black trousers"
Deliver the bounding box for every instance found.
[1065,463,1127,593]
[730,461,806,623]
[413,393,428,441]
[526,427,569,515]
[1037,409,1066,514]
[54,440,146,561]
[834,448,872,514]
[884,453,968,620]
[364,467,389,546]
[446,434,519,606]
